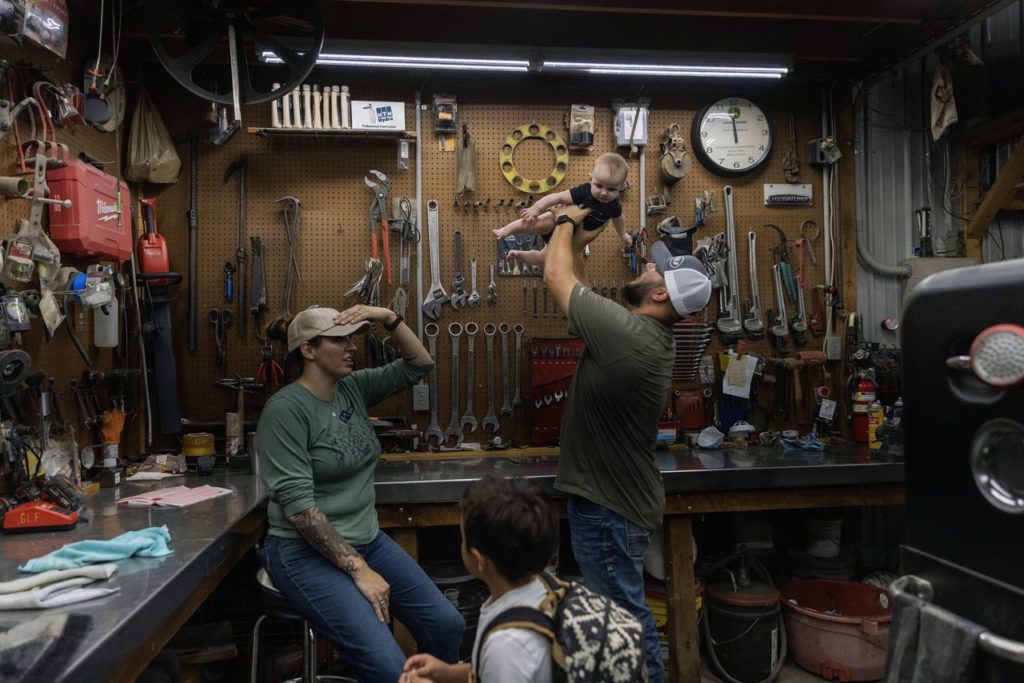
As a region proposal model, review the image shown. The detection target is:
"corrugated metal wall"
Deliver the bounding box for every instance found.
[855,0,1024,343]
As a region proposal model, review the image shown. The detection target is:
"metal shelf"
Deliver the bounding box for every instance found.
[247,127,416,140]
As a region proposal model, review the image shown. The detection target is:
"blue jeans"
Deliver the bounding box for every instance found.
[567,495,664,683]
[258,532,465,683]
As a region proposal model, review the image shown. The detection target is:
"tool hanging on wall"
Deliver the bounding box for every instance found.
[250,235,267,332]
[224,158,247,337]
[716,186,743,343]
[275,196,302,317]
[365,169,392,285]
[388,197,417,319]
[782,110,801,183]
[422,199,448,321]
[767,223,798,303]
[455,123,476,194]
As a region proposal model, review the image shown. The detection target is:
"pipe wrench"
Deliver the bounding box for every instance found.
[716,186,743,342]
[742,231,766,340]
[365,169,392,285]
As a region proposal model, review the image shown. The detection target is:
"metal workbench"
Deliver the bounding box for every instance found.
[0,445,902,682]
[0,472,267,683]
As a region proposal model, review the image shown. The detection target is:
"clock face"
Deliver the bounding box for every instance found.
[691,97,772,177]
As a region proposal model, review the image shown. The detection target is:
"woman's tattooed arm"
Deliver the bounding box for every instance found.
[287,506,363,573]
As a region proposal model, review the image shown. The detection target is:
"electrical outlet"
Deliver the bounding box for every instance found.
[412,383,429,411]
[824,336,843,361]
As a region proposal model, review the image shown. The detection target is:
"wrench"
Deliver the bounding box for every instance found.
[445,323,464,446]
[487,263,497,305]
[790,286,808,345]
[499,323,513,417]
[769,263,790,342]
[513,324,524,409]
[461,322,478,433]
[422,200,448,320]
[423,323,444,445]
[742,231,766,340]
[450,231,467,309]
[468,259,481,306]
[716,186,743,341]
[482,323,500,432]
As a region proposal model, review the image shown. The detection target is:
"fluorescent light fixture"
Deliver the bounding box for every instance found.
[544,60,788,79]
[259,41,790,78]
[261,50,529,72]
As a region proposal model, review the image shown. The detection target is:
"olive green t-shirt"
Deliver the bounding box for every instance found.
[257,358,432,545]
[554,283,674,529]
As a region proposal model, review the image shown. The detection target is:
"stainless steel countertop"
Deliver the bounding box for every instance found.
[373,444,905,504]
[0,472,267,683]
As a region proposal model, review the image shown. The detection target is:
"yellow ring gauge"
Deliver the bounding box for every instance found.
[499,123,569,193]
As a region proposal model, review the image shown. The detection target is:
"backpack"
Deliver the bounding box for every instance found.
[473,571,647,683]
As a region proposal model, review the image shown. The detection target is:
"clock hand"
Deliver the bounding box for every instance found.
[731,116,738,144]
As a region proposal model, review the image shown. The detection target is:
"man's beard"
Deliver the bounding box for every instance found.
[622,280,654,307]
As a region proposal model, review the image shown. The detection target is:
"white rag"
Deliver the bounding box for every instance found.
[0,564,120,609]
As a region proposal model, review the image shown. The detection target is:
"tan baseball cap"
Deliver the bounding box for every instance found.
[287,307,369,352]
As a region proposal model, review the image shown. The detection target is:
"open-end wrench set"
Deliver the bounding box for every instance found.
[527,338,585,446]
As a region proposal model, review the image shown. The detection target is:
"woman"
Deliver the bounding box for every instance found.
[256,304,464,682]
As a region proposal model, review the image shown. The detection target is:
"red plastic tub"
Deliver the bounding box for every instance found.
[780,579,892,682]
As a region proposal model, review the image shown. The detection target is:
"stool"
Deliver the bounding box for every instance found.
[251,568,355,683]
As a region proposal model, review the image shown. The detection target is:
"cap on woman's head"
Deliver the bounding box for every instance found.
[651,241,712,316]
[287,307,369,352]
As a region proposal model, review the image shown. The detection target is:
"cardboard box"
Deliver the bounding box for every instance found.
[350,101,406,131]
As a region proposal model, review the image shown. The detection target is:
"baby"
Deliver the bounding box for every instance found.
[495,152,631,268]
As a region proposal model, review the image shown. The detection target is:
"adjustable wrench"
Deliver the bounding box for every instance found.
[444,323,464,446]
[422,200,448,320]
[461,322,478,433]
[423,323,445,445]
[512,324,524,409]
[483,323,500,432]
[742,231,766,340]
[499,323,513,417]
[487,264,497,305]
[716,186,743,342]
[450,231,467,309]
[468,259,481,307]
[769,263,790,346]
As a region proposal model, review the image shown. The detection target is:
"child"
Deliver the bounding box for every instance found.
[399,476,559,683]
[495,152,632,268]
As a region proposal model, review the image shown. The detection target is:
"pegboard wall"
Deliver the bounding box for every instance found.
[144,75,850,448]
[0,28,131,455]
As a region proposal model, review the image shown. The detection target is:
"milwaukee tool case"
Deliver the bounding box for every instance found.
[47,160,132,262]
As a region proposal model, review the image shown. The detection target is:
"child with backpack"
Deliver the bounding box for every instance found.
[400,476,647,683]
[400,475,557,682]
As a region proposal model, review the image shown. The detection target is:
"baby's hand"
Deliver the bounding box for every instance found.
[621,232,633,247]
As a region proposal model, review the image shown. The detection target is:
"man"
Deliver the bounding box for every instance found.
[544,215,711,683]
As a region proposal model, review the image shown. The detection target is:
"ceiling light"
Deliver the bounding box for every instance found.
[544,60,788,79]
[260,50,529,72]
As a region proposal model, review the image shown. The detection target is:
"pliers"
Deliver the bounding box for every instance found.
[256,341,284,387]
[365,169,392,285]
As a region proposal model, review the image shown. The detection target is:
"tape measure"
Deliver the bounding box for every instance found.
[499,123,569,194]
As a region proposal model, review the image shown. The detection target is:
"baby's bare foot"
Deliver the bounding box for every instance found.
[493,227,507,238]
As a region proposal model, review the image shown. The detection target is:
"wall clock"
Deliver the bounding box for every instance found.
[691,96,772,177]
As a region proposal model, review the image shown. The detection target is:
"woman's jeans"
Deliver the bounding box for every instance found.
[258,531,465,683]
[567,494,664,683]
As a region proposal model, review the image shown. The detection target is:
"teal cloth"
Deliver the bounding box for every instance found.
[18,526,173,573]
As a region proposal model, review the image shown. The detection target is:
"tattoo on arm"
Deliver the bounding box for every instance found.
[288,506,361,573]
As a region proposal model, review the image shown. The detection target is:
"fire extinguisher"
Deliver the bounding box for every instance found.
[852,373,877,443]
[137,198,170,283]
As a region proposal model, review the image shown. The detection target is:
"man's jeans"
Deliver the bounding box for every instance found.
[567,495,664,683]
[258,532,465,683]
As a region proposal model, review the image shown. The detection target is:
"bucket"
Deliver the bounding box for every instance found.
[780,579,892,681]
[703,579,784,682]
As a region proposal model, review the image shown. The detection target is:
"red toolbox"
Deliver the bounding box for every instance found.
[47,160,132,262]
[528,337,585,446]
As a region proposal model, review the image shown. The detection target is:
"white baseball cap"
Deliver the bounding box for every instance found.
[288,307,369,352]
[651,241,712,317]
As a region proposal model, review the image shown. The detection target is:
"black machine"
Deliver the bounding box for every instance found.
[900,259,1024,681]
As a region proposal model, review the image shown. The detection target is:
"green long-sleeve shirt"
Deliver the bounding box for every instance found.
[256,358,431,545]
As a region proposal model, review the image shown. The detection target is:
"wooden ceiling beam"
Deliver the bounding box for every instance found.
[329,0,929,23]
[966,138,1024,239]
